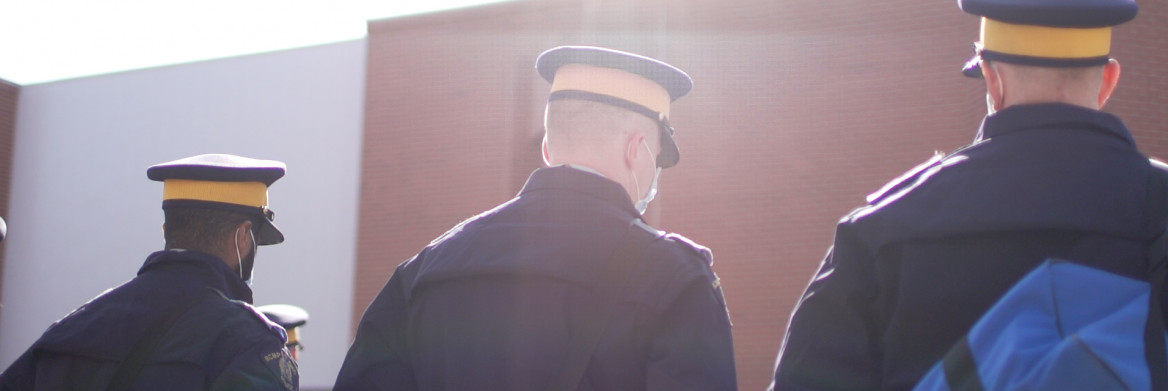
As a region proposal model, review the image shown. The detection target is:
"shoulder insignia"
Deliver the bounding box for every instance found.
[262,347,297,391]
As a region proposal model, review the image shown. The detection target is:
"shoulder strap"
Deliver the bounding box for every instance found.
[548,220,655,391]
[1146,164,1168,391]
[106,289,209,391]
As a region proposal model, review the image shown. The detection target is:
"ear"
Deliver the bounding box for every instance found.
[1098,59,1121,109]
[541,136,551,166]
[624,132,645,170]
[236,220,254,248]
[981,60,1004,111]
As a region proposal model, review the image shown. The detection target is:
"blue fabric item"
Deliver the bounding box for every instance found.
[770,103,1164,391]
[913,260,1162,391]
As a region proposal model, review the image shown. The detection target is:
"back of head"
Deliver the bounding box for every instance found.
[958,0,1136,108]
[163,207,253,252]
[544,99,657,166]
[993,62,1106,106]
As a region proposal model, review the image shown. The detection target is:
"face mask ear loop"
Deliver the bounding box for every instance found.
[633,139,660,214]
[630,168,642,197]
[246,228,256,285]
[642,140,660,200]
[235,226,244,281]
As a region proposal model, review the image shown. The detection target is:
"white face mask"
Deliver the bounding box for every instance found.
[631,140,661,215]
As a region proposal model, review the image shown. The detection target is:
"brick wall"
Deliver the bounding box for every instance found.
[356,1,1168,389]
[0,79,17,327]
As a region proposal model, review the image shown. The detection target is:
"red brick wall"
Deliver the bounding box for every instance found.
[1110,0,1168,151]
[355,1,1168,389]
[0,79,18,327]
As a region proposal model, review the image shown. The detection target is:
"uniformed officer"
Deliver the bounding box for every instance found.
[0,154,298,391]
[771,0,1154,390]
[258,304,309,361]
[334,46,737,391]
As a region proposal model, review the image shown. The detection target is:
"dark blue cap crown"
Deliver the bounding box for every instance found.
[959,0,1137,28]
[536,46,693,101]
[148,154,286,185]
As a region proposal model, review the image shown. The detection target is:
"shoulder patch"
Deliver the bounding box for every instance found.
[262,348,298,391]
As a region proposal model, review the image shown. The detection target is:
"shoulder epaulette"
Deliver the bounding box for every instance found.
[663,232,713,267]
[629,219,711,266]
[867,152,945,204]
[1150,158,1168,172]
[210,288,288,343]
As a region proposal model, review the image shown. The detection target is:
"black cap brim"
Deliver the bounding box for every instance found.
[162,200,284,245]
[658,123,680,169]
[258,220,284,246]
[963,54,984,78]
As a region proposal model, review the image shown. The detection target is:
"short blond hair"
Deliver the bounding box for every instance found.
[544,99,656,156]
[996,62,1105,99]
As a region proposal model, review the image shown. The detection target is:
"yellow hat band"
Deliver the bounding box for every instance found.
[286,326,300,346]
[163,179,268,207]
[981,17,1111,60]
[550,64,672,118]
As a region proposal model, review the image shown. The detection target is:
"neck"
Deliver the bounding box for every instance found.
[549,158,638,203]
[1003,93,1099,111]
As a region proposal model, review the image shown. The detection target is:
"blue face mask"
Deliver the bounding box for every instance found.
[633,140,661,215]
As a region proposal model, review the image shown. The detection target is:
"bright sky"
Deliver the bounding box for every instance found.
[0,0,511,85]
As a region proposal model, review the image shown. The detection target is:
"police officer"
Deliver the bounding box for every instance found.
[0,154,298,391]
[771,0,1154,390]
[334,46,737,390]
[258,304,309,361]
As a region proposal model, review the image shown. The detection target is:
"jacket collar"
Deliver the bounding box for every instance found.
[138,249,254,303]
[520,165,639,216]
[975,103,1132,145]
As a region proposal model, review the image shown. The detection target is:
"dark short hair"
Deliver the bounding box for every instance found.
[163,207,254,251]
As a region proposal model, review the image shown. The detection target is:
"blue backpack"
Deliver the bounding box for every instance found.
[913,172,1168,391]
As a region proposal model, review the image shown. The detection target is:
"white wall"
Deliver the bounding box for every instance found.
[0,39,366,389]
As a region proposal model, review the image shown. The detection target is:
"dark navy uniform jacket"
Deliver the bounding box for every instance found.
[773,103,1165,391]
[334,165,737,391]
[0,250,298,391]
